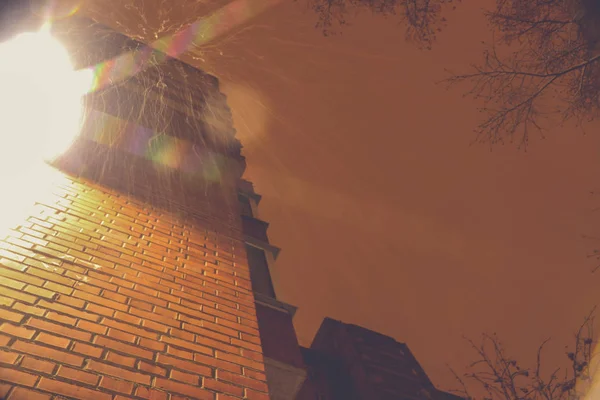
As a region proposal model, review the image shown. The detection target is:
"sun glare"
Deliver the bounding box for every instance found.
[0,28,91,170]
[0,28,92,238]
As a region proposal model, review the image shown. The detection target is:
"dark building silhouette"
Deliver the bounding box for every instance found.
[237,181,306,400]
[298,319,463,400]
[239,183,462,400]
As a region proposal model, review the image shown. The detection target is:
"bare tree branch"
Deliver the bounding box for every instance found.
[444,0,600,146]
[306,0,460,49]
[308,0,600,143]
[451,309,596,400]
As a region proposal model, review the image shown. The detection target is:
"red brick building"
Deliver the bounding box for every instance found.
[0,14,269,400]
[240,178,462,400]
[296,319,463,400]
[0,12,460,400]
[234,62,461,400]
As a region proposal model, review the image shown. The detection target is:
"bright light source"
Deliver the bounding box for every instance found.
[0,28,92,172]
[0,28,92,239]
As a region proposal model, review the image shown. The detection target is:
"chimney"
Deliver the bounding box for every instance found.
[0,16,269,400]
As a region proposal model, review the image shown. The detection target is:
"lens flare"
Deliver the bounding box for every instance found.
[81,0,281,94]
[0,28,92,172]
[0,28,91,238]
[0,162,70,240]
[40,0,83,19]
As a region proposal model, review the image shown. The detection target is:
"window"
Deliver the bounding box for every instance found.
[238,194,253,217]
[245,244,275,298]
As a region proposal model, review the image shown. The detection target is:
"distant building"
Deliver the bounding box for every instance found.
[240,183,461,400]
[297,319,462,400]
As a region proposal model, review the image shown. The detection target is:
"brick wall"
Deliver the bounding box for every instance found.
[0,163,269,400]
[0,17,270,400]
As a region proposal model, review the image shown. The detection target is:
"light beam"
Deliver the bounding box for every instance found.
[0,27,92,168]
[0,27,92,238]
[80,0,281,94]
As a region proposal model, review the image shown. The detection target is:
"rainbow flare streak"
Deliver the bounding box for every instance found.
[57,0,278,178]
[81,0,281,94]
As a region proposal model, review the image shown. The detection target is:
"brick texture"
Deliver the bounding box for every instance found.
[0,22,268,400]
[0,14,271,400]
[0,171,268,399]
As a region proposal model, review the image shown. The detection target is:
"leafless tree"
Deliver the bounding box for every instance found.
[312,0,600,146]
[445,0,600,147]
[450,309,596,400]
[307,0,460,49]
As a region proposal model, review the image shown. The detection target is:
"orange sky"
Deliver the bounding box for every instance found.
[78,0,600,392]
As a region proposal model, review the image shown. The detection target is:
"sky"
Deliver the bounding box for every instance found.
[76,0,600,392]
